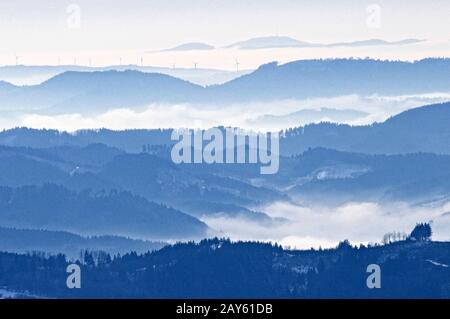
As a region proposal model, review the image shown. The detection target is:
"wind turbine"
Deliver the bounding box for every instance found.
[140,57,144,67]
[193,62,198,70]
[119,57,122,66]
[14,55,19,66]
[235,59,240,72]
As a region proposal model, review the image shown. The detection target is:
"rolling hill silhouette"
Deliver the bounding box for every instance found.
[0,184,207,240]
[225,36,423,49]
[1,59,450,112]
[281,102,450,155]
[1,101,449,155]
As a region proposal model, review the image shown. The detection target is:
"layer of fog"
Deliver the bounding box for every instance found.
[202,201,450,250]
[2,93,450,132]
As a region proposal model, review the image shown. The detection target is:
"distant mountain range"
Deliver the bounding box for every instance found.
[209,59,450,103]
[1,101,450,155]
[5,132,450,208]
[1,58,449,113]
[165,36,424,50]
[179,147,450,205]
[0,101,450,252]
[1,102,450,204]
[0,143,283,229]
[226,36,312,49]
[1,37,423,86]
[0,59,450,114]
[328,38,423,47]
[276,148,450,204]
[0,104,450,223]
[249,108,369,127]
[0,70,203,114]
[0,184,207,240]
[0,65,250,86]
[280,101,450,155]
[0,227,166,257]
[160,42,215,52]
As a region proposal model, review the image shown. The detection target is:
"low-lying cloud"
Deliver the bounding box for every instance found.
[1,93,450,132]
[202,201,450,250]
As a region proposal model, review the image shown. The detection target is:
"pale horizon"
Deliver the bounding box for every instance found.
[1,0,450,68]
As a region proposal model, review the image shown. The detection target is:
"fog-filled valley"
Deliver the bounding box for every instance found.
[1,99,450,250]
[1,57,450,299]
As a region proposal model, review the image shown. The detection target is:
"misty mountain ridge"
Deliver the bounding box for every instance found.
[223,36,424,49]
[226,36,311,49]
[160,42,215,52]
[277,148,450,204]
[1,58,450,113]
[0,184,207,240]
[281,101,450,155]
[0,65,250,87]
[1,101,450,156]
[213,58,450,102]
[0,143,283,225]
[0,227,166,258]
[250,107,369,127]
[1,102,450,254]
[2,128,450,216]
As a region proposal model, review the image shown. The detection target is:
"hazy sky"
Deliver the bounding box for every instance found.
[0,0,449,66]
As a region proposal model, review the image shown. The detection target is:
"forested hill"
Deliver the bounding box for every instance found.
[1,237,449,299]
[1,101,450,155]
[2,59,450,110]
